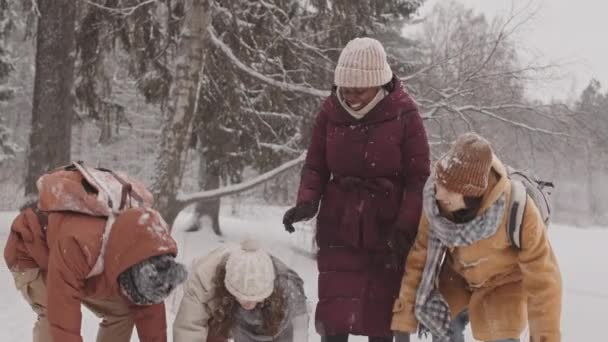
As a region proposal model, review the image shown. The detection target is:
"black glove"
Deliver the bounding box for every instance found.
[282,202,318,233]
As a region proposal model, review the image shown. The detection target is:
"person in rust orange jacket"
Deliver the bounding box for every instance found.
[4,169,187,342]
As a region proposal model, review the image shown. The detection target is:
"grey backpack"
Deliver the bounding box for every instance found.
[505,166,553,250]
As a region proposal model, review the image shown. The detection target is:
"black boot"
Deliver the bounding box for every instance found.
[184,223,200,232]
[369,336,394,342]
[322,334,349,342]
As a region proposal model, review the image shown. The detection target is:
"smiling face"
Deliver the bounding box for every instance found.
[340,86,380,110]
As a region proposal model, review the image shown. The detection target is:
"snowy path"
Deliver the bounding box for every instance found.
[1,208,606,341]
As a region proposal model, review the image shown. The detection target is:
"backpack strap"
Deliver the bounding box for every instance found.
[507,180,527,250]
[72,161,116,211]
[72,162,145,212]
[109,170,144,210]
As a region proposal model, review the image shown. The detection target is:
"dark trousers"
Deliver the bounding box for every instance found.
[433,310,469,342]
[321,334,406,342]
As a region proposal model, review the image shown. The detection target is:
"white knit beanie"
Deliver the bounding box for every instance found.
[225,239,275,303]
[334,37,393,88]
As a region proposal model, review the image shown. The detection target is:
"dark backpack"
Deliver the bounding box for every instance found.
[505,166,553,250]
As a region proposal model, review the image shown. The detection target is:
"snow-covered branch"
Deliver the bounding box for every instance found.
[243,108,296,120]
[208,27,330,98]
[80,0,156,16]
[401,51,467,82]
[177,153,306,206]
[31,0,41,17]
[259,142,301,154]
[212,1,255,28]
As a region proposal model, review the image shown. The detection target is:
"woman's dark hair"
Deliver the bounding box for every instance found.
[382,75,397,92]
[208,258,286,338]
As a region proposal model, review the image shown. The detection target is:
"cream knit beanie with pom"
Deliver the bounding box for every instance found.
[225,239,276,302]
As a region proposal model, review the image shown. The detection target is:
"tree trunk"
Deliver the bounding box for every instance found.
[186,153,222,235]
[152,0,211,227]
[99,111,112,144]
[24,0,76,196]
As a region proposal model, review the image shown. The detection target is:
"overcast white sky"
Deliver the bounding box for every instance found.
[408,0,608,101]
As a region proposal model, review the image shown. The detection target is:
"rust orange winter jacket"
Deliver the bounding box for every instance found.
[4,172,177,342]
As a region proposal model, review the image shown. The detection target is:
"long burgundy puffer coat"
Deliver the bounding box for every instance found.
[296,77,430,337]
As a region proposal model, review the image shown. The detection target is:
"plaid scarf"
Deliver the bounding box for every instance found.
[415,175,505,341]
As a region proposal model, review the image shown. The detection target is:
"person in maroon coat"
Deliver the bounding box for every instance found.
[283,37,430,342]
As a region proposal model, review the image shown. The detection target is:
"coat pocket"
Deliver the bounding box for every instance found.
[376,190,400,222]
[12,268,47,314]
[316,183,346,245]
[317,183,344,222]
[390,297,419,333]
[12,268,40,290]
[392,297,406,313]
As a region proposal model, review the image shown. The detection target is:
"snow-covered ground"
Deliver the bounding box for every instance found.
[1,206,606,341]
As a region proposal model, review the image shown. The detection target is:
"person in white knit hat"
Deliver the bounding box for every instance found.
[283,37,430,342]
[173,239,309,342]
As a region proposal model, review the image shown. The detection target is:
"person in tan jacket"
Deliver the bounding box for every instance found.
[173,239,309,342]
[391,133,562,342]
[4,169,187,342]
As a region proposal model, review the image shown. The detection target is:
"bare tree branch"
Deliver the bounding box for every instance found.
[80,0,156,16]
[457,105,569,136]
